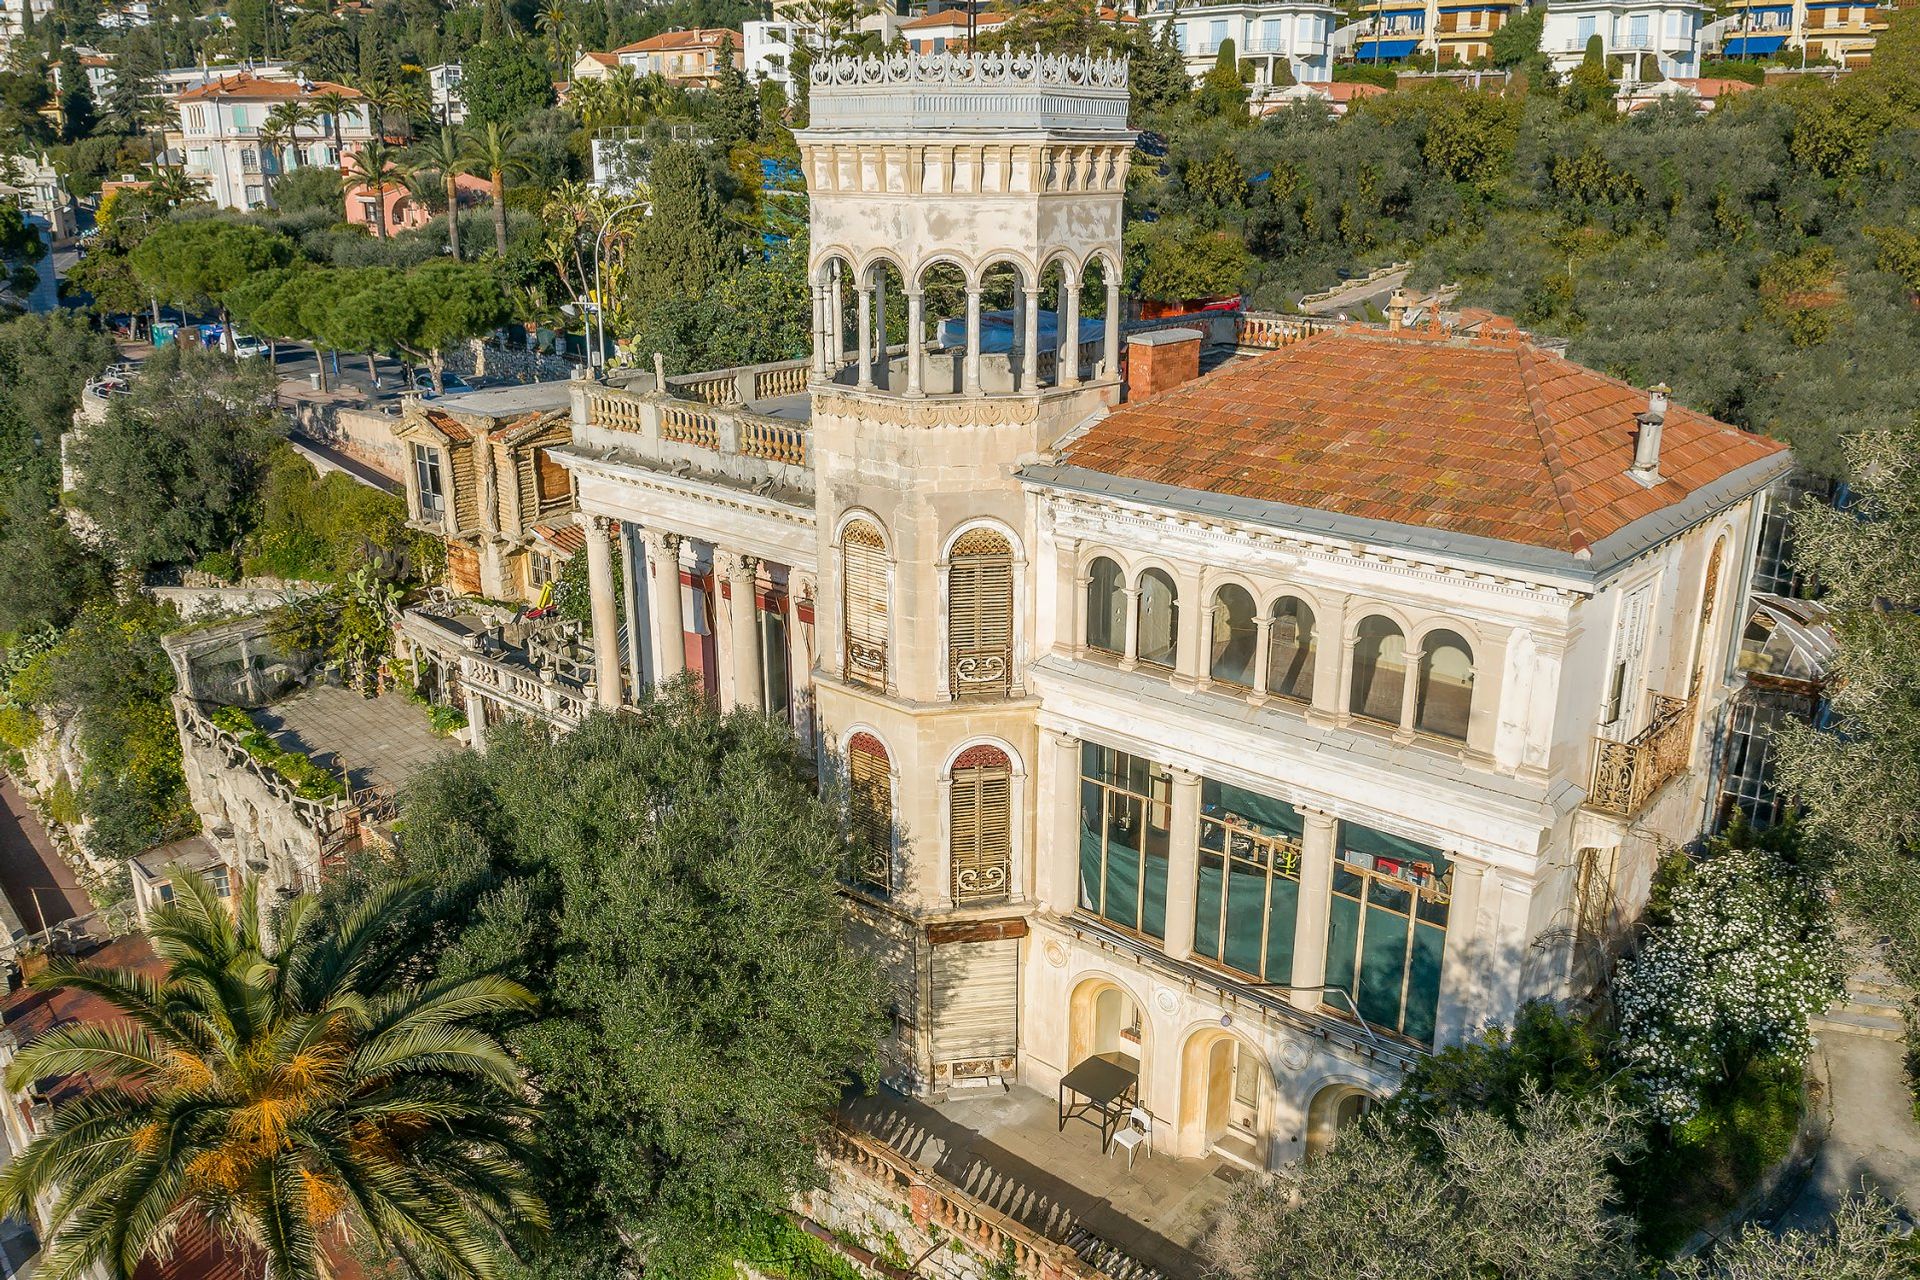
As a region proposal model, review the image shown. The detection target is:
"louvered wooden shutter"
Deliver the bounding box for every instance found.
[841,520,888,689]
[848,733,892,892]
[948,529,1013,700]
[951,747,1012,904]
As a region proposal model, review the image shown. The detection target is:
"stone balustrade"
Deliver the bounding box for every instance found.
[1236,312,1330,350]
[577,380,814,497]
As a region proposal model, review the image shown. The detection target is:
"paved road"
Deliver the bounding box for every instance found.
[0,776,90,936]
[1301,266,1413,319]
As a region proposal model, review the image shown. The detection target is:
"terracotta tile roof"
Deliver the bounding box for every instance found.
[4,935,163,1107]
[422,409,472,442]
[1298,80,1389,103]
[532,521,585,555]
[614,28,741,53]
[1056,325,1789,557]
[177,73,360,102]
[581,50,617,66]
[901,9,1009,29]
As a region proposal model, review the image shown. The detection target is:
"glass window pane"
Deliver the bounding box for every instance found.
[1195,854,1225,960]
[1265,876,1299,980]
[1137,569,1179,668]
[1104,840,1141,932]
[1209,585,1257,685]
[1325,894,1361,996]
[1141,846,1168,939]
[1078,780,1103,913]
[1267,597,1316,701]
[1416,629,1474,741]
[1357,905,1409,1030]
[1404,922,1446,1044]
[1223,859,1267,976]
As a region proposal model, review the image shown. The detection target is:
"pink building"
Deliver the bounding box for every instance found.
[344,169,492,234]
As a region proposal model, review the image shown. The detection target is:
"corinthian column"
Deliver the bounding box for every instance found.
[582,513,622,709]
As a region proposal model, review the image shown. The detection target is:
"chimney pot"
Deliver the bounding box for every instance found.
[1386,289,1409,332]
[1630,384,1668,487]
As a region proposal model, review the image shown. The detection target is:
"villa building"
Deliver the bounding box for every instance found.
[1347,0,1521,63]
[1142,0,1340,88]
[1541,0,1709,78]
[514,47,1794,1183]
[171,73,372,211]
[1715,0,1887,65]
[612,28,745,87]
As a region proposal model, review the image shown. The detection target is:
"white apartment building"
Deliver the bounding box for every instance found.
[521,47,1793,1172]
[1542,0,1709,77]
[1143,0,1340,87]
[0,0,51,42]
[172,73,372,210]
[427,62,467,125]
[745,10,909,91]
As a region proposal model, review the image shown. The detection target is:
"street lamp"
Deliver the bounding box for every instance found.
[583,195,650,377]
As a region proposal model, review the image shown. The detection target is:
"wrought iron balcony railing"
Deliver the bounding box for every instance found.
[1588,694,1693,817]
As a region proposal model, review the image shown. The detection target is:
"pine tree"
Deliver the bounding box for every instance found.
[630,142,735,304]
[1129,16,1192,118]
[710,35,758,149]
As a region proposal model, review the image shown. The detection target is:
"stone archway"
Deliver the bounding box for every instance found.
[1304,1081,1378,1161]
[1067,975,1146,1076]
[1176,1028,1271,1166]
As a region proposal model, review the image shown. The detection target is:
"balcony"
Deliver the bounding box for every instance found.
[576,364,815,502]
[1587,694,1694,817]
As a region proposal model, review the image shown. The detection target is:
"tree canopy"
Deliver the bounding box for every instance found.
[336,686,887,1277]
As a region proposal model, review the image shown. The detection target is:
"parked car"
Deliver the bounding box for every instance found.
[230,335,270,359]
[411,370,475,398]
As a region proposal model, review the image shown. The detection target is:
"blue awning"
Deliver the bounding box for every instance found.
[1722,34,1787,55]
[1353,38,1420,59]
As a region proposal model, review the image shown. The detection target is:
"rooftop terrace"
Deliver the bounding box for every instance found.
[251,685,453,795]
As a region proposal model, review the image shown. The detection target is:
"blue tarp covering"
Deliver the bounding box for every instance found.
[1353,38,1421,59]
[935,310,1108,355]
[1722,34,1787,55]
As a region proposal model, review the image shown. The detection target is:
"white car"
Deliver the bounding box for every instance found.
[230,335,270,360]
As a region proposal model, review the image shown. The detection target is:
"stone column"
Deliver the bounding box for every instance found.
[964,286,983,395]
[873,285,888,389]
[1039,731,1082,911]
[1249,615,1273,705]
[1103,278,1122,379]
[1289,809,1337,1013]
[856,282,874,389]
[1119,585,1141,670]
[583,514,622,709]
[619,523,647,699]
[463,683,487,753]
[1060,277,1081,387]
[789,572,818,753]
[644,530,685,681]
[1020,286,1041,393]
[1434,858,1487,1046]
[1397,639,1422,739]
[828,265,844,366]
[1172,569,1204,690]
[723,552,763,713]
[1163,768,1201,960]
[1311,592,1350,721]
[905,291,925,396]
[810,282,828,378]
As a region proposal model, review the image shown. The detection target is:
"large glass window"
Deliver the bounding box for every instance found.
[1078,743,1171,938]
[1349,615,1406,724]
[1085,556,1125,654]
[412,444,446,522]
[1194,780,1302,982]
[1209,585,1257,686]
[1137,569,1179,669]
[1415,630,1474,741]
[1266,597,1316,702]
[1324,822,1450,1044]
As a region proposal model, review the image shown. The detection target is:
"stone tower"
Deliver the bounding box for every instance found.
[795,49,1134,1093]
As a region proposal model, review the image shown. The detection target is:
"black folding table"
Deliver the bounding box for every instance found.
[1057,1052,1141,1153]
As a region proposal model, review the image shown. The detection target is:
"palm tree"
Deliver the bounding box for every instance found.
[307,88,357,167]
[145,165,207,208]
[464,121,526,258]
[263,99,313,176]
[535,0,570,72]
[0,874,544,1280]
[343,138,408,238]
[410,123,471,260]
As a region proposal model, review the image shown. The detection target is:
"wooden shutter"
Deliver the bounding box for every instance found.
[930,938,1019,1075]
[947,528,1013,700]
[841,520,888,689]
[951,746,1012,904]
[847,733,892,892]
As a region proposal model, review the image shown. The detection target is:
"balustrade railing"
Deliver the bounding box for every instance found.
[582,382,814,478]
[755,362,810,399]
[1587,694,1694,817]
[660,403,720,449]
[741,418,808,465]
[1236,312,1329,350]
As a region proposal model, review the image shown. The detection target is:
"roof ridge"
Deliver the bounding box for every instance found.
[1513,342,1591,554]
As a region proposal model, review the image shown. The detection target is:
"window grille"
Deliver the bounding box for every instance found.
[841,519,888,689]
[951,745,1012,904]
[948,528,1013,700]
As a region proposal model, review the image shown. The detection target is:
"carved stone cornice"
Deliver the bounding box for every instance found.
[811,390,1040,428]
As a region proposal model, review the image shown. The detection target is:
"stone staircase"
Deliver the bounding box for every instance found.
[1812,966,1911,1043]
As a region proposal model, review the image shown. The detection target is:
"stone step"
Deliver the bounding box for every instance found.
[1837,989,1908,1020]
[1811,1008,1906,1042]
[1850,971,1914,1002]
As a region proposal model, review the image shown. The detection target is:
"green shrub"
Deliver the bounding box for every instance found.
[0,705,42,750]
[694,1213,868,1280]
[425,703,468,737]
[46,776,81,826]
[194,551,241,582]
[1335,63,1402,89]
[209,703,346,800]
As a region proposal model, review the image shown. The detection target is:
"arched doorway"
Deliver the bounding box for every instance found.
[1068,977,1145,1076]
[1179,1030,1268,1167]
[1304,1083,1376,1160]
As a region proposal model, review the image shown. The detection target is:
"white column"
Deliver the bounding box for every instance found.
[1020,286,1041,393]
[1040,731,1081,911]
[829,265,844,366]
[724,551,763,713]
[1119,585,1141,670]
[789,572,818,754]
[905,290,924,396]
[1060,277,1081,388]
[1163,768,1201,960]
[619,523,647,700]
[1249,615,1273,705]
[463,682,487,753]
[964,286,983,395]
[583,514,622,709]
[856,283,874,389]
[644,530,685,681]
[1289,809,1337,1013]
[1434,859,1487,1046]
[1103,278,1122,378]
[873,285,887,389]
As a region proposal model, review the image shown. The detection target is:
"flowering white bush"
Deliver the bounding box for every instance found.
[1613,846,1843,1124]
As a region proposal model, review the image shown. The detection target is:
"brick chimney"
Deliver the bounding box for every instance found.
[1125,328,1202,400]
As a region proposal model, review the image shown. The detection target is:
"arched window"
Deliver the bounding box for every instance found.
[840,518,888,690]
[1209,585,1257,686]
[847,733,892,892]
[1690,539,1726,698]
[950,745,1012,905]
[1350,616,1406,724]
[948,527,1014,700]
[1415,630,1474,741]
[1267,597,1316,702]
[1085,556,1125,654]
[1137,569,1179,669]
